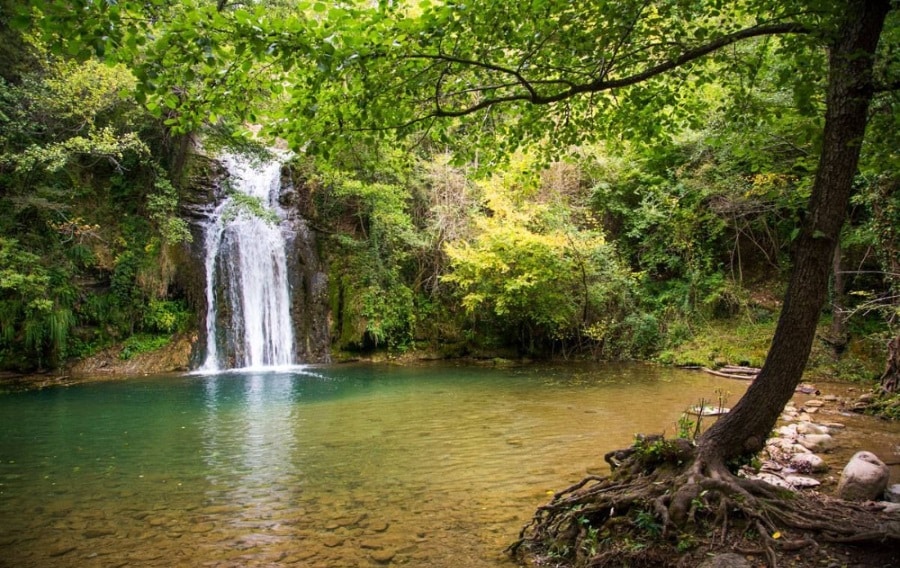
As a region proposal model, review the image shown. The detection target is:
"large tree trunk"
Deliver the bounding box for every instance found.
[697,0,890,466]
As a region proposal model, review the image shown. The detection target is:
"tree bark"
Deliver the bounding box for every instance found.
[697,0,890,465]
[830,242,848,352]
[882,335,899,394]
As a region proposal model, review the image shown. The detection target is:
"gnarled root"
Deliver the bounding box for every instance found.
[508,437,900,567]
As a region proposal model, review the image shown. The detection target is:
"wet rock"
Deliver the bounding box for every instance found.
[360,542,382,550]
[82,529,115,539]
[884,484,900,503]
[776,425,797,437]
[370,549,396,564]
[48,544,77,557]
[322,536,345,548]
[796,422,829,436]
[837,451,890,501]
[791,443,812,455]
[202,504,237,515]
[804,399,825,408]
[790,453,827,474]
[368,521,390,533]
[822,394,839,402]
[797,434,833,452]
[127,552,163,562]
[282,549,318,563]
[698,552,752,568]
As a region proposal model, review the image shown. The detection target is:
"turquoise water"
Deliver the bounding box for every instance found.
[0,363,744,567]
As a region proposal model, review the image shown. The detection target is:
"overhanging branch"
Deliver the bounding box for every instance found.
[402,22,812,119]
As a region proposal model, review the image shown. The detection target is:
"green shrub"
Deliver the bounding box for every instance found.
[119,334,171,360]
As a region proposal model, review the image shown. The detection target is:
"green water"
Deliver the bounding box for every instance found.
[0,362,744,567]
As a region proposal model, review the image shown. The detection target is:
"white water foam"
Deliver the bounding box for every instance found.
[199,153,296,371]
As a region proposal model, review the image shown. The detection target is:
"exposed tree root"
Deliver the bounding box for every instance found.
[508,437,900,567]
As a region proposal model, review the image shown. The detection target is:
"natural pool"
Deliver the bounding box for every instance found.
[0,362,747,567]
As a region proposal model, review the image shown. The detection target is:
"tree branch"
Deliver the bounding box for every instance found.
[403,22,811,118]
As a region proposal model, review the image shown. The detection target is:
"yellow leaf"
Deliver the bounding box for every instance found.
[772,531,781,540]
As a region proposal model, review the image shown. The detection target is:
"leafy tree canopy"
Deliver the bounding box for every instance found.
[22,0,880,161]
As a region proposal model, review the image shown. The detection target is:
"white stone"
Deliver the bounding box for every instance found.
[755,473,791,489]
[774,438,793,450]
[804,399,825,407]
[796,422,829,436]
[797,434,834,452]
[790,453,827,473]
[754,473,819,492]
[776,425,798,437]
[837,451,890,502]
[885,484,900,503]
[785,475,821,489]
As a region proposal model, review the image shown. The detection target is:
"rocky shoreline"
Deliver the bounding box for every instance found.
[744,385,900,507]
[0,333,196,391]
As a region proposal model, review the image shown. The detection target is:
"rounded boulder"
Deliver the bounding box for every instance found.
[837,451,890,502]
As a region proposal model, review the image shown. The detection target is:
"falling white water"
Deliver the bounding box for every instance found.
[199,153,295,371]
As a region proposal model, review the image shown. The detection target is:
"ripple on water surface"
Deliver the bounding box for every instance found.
[0,362,748,567]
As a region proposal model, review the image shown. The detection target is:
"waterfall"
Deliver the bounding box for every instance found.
[199,153,296,371]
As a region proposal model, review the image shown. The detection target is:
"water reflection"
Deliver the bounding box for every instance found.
[200,372,304,556]
[11,363,866,567]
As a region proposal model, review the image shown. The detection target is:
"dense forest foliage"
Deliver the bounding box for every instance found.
[0,0,897,381]
[0,4,196,370]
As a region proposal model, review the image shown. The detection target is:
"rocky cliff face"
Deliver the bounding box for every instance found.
[67,333,197,377]
[279,165,332,363]
[176,152,331,368]
[173,154,230,368]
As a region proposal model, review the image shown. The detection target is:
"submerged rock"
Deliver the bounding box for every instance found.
[837,451,890,502]
[370,549,396,564]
